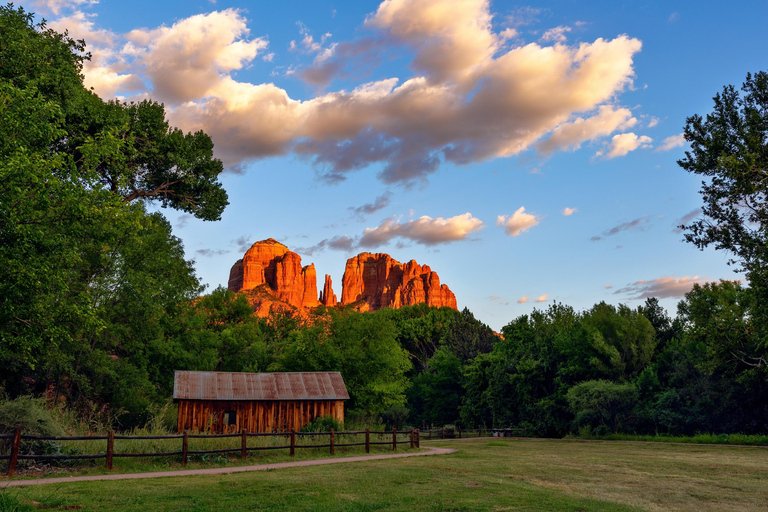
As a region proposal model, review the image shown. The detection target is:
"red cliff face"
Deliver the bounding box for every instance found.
[319,274,337,307]
[227,240,457,316]
[341,253,457,312]
[228,238,318,311]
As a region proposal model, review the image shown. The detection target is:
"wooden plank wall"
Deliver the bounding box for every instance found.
[176,400,345,433]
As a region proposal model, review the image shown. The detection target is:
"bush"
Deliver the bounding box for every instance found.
[300,416,343,432]
[0,396,63,436]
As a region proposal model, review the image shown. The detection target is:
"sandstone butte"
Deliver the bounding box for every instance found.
[227,239,457,317]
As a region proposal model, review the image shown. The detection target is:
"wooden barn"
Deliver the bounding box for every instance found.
[173,371,349,433]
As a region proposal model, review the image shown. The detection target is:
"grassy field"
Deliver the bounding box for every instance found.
[2,437,767,511]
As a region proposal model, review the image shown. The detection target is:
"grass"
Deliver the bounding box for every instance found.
[567,432,768,446]
[3,437,768,511]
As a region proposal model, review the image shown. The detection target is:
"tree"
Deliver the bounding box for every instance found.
[0,6,226,426]
[566,380,638,434]
[0,5,228,221]
[679,71,768,279]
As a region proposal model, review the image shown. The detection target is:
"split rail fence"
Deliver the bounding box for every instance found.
[419,427,523,439]
[1,428,420,477]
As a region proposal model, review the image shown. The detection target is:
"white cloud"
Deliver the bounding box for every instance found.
[535,294,548,302]
[656,133,685,152]
[497,207,540,236]
[535,106,637,155]
[359,212,484,247]
[540,25,572,43]
[60,0,643,184]
[616,275,708,299]
[31,0,97,15]
[596,133,652,158]
[517,296,529,303]
[563,207,577,216]
[127,10,269,104]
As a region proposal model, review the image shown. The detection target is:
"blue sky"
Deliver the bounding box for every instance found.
[24,0,768,329]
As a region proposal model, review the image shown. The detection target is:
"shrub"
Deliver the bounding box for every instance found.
[300,416,343,432]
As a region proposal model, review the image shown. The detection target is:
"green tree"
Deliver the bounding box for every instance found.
[679,71,768,279]
[408,347,464,426]
[0,5,228,220]
[566,380,638,434]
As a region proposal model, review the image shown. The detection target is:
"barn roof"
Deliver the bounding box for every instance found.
[173,371,350,401]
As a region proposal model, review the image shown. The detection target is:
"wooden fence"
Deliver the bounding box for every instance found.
[419,427,524,439]
[1,428,420,477]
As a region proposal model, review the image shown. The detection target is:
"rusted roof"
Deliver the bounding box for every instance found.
[173,371,350,401]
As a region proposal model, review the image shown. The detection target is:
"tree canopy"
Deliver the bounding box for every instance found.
[679,71,768,279]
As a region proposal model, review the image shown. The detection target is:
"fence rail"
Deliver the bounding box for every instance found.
[418,427,524,440]
[1,427,420,477]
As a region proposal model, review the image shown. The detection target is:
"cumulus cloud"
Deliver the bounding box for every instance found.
[349,192,392,218]
[359,212,484,247]
[126,10,269,104]
[535,294,548,302]
[615,275,708,299]
[563,207,577,216]
[656,133,685,152]
[497,207,540,236]
[536,106,637,155]
[47,12,144,98]
[517,295,529,303]
[596,133,653,158]
[57,0,643,184]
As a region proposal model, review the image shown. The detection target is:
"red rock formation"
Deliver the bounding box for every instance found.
[319,274,337,307]
[341,253,457,312]
[228,239,318,310]
[227,240,458,317]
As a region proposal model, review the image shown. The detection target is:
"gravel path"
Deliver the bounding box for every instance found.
[0,446,457,487]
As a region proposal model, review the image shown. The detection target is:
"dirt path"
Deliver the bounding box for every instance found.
[0,446,457,487]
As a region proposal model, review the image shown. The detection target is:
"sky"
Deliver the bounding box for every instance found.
[22,0,768,330]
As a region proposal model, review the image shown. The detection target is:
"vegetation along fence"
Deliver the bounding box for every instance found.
[419,427,523,439]
[0,428,420,477]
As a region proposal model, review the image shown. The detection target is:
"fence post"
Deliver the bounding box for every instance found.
[392,428,397,452]
[241,428,247,460]
[290,431,295,457]
[416,429,420,448]
[429,429,432,440]
[330,428,335,455]
[7,428,21,477]
[182,430,189,465]
[365,428,370,453]
[106,429,114,470]
[410,428,414,449]
[441,428,445,439]
[458,426,461,439]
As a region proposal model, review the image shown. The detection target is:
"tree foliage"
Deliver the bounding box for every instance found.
[679,71,768,278]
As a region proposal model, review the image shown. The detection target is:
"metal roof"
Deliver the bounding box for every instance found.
[173,371,350,401]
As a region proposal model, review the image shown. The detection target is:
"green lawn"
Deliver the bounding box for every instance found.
[3,438,767,511]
